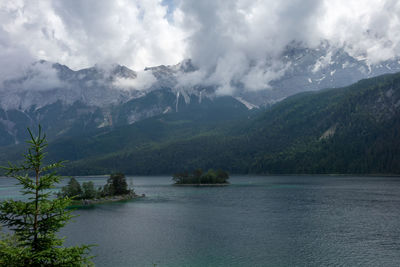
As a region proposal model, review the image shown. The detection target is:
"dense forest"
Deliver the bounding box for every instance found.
[173,169,230,185]
[1,72,400,175]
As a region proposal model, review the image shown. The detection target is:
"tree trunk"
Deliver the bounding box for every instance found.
[33,155,40,250]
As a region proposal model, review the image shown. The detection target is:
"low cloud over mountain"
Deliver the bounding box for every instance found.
[1,0,400,95]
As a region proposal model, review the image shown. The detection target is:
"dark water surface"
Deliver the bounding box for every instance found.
[1,175,400,266]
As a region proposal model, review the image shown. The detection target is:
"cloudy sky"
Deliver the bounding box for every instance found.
[1,0,400,92]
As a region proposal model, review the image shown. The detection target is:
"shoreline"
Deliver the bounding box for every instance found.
[54,173,400,178]
[69,193,145,207]
[173,183,230,186]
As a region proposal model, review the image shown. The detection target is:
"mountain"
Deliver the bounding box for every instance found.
[47,73,400,177]
[242,41,400,105]
[245,73,400,174]
[0,59,252,146]
[2,71,399,175]
[1,41,400,147]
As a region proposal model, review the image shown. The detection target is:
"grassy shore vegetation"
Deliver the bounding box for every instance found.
[173,169,230,185]
[58,173,135,201]
[0,126,93,266]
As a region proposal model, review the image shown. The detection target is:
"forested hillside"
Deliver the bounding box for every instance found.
[1,72,400,175]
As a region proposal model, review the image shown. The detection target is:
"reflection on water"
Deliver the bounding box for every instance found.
[1,175,400,266]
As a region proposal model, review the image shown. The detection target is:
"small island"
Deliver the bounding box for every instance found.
[172,169,230,185]
[58,173,145,206]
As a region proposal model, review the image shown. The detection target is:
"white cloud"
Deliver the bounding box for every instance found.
[0,61,65,93]
[18,61,65,91]
[1,0,400,94]
[0,0,187,73]
[176,0,322,94]
[241,62,289,91]
[176,69,206,88]
[318,0,400,63]
[113,70,156,91]
[175,0,400,93]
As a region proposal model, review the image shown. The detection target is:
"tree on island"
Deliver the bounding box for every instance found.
[59,173,134,200]
[104,173,131,196]
[59,177,83,198]
[82,181,97,199]
[0,126,92,266]
[173,169,230,184]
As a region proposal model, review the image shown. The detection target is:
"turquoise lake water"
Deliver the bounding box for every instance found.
[1,175,400,266]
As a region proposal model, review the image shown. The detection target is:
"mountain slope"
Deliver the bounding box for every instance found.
[0,94,254,171]
[42,71,400,175]
[247,73,400,174]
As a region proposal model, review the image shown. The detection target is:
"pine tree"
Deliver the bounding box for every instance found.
[82,181,97,199]
[0,126,93,266]
[58,177,83,199]
[106,173,130,196]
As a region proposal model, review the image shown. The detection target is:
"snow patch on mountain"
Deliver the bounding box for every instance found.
[312,51,333,73]
[235,97,259,110]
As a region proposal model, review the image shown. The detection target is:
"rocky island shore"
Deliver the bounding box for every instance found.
[70,192,146,206]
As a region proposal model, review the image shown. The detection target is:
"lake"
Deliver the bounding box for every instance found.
[1,175,400,266]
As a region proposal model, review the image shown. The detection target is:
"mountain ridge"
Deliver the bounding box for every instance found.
[54,72,400,175]
[1,71,399,175]
[1,41,400,148]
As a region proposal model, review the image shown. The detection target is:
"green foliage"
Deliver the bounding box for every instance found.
[0,126,92,266]
[173,169,230,184]
[60,173,133,200]
[58,178,98,200]
[104,173,131,196]
[81,181,97,199]
[58,177,83,199]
